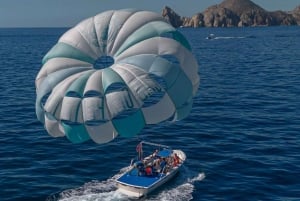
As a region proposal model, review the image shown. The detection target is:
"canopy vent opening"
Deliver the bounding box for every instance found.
[94,56,115,69]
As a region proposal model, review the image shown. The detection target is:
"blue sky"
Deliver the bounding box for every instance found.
[0,0,299,27]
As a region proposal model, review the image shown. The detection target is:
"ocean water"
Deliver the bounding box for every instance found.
[0,26,299,201]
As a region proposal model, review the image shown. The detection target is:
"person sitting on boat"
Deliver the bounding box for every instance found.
[135,161,145,176]
[145,165,153,176]
[150,159,160,175]
[130,158,138,166]
[153,158,161,171]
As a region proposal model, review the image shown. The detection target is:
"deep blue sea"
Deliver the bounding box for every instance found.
[0,26,299,201]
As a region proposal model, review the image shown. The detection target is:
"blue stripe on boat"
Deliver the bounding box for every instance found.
[117,170,165,188]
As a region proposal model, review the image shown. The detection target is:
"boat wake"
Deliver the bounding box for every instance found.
[206,36,247,40]
[215,36,246,39]
[146,172,205,201]
[206,33,253,40]
[47,167,205,201]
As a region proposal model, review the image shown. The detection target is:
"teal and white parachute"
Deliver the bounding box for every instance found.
[35,9,199,144]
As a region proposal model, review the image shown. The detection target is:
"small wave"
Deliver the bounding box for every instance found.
[274,34,292,38]
[147,183,194,201]
[187,172,206,183]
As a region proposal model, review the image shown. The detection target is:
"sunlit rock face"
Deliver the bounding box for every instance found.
[162,0,300,28]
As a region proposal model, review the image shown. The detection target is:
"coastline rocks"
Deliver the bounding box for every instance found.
[162,0,300,27]
[162,6,183,28]
[292,6,300,24]
[202,5,239,27]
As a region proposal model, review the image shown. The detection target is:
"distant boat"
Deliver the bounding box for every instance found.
[116,141,186,198]
[206,34,248,40]
[206,33,215,40]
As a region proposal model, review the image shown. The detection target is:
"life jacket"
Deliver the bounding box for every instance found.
[145,167,152,175]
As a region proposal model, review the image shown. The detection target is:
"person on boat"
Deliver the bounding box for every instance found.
[160,158,167,173]
[173,153,180,166]
[153,158,161,171]
[135,161,145,176]
[145,165,152,176]
[151,149,159,158]
[151,158,160,175]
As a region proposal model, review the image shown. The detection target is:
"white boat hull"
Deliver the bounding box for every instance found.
[116,144,186,198]
[117,165,181,198]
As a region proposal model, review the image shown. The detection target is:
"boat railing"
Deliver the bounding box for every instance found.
[140,141,172,150]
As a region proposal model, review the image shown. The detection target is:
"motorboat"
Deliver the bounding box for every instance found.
[115,141,186,198]
[206,33,215,40]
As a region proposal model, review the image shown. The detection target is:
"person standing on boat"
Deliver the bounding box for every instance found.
[136,142,143,160]
[152,149,159,158]
[160,158,167,173]
[173,153,180,166]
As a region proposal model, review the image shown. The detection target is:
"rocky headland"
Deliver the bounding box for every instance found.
[162,0,300,27]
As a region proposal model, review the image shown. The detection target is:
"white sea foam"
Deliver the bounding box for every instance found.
[215,36,246,39]
[187,172,206,183]
[206,36,246,40]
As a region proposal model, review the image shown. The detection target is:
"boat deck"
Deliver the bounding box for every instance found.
[117,168,165,188]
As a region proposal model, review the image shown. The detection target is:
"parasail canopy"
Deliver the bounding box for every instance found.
[35,9,199,144]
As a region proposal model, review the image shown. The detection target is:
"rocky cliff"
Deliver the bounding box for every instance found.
[292,6,300,25]
[162,0,300,27]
